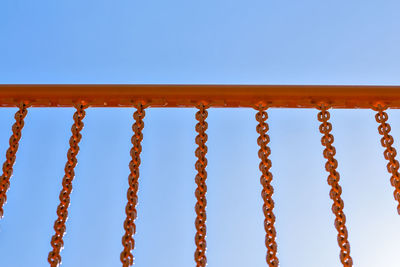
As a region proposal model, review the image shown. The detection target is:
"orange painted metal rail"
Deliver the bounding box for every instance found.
[1,84,400,108]
[2,84,400,267]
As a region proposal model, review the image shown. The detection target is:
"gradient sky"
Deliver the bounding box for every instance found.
[1,1,400,267]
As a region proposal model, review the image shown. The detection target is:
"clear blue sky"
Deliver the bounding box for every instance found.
[1,1,400,267]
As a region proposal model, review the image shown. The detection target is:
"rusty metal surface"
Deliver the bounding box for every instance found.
[194,103,208,267]
[48,103,87,267]
[317,104,353,266]
[1,84,400,108]
[120,103,146,267]
[373,104,400,215]
[255,104,279,266]
[0,102,28,219]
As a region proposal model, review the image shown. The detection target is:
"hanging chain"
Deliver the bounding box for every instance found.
[0,102,29,219]
[120,103,146,267]
[48,102,87,267]
[372,103,400,215]
[194,103,208,267]
[317,104,353,267]
[255,104,279,267]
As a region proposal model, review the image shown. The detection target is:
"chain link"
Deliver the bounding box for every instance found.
[0,102,29,219]
[120,103,146,267]
[372,103,400,215]
[194,103,208,267]
[255,104,279,267]
[48,103,87,267]
[317,104,353,267]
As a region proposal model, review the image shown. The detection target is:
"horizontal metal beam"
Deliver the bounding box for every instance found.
[1,84,400,108]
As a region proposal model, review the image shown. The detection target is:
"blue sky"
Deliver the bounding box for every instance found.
[1,1,400,267]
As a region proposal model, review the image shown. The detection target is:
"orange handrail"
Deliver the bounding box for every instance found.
[2,84,400,267]
[0,84,400,108]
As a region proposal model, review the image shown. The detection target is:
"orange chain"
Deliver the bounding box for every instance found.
[120,103,146,267]
[317,104,353,266]
[373,104,400,215]
[0,102,29,219]
[194,103,208,267]
[48,103,87,267]
[255,104,279,267]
